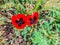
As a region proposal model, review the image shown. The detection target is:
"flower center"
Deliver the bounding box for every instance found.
[15,18,25,26]
[20,18,23,21]
[30,16,36,24]
[34,16,36,20]
[30,19,36,24]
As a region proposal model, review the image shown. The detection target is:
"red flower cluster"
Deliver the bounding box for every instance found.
[12,12,38,29]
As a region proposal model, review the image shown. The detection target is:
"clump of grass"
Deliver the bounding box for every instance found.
[0,0,60,45]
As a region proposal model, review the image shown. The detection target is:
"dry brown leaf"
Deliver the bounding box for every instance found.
[0,31,4,36]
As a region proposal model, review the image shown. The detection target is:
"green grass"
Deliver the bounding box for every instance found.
[0,0,60,45]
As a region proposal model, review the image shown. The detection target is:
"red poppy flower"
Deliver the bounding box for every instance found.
[27,12,38,26]
[12,14,27,29]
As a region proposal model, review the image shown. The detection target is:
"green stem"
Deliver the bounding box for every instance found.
[28,0,42,14]
[34,0,42,12]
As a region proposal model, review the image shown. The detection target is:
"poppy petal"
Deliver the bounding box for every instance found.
[27,15,33,26]
[32,12,38,21]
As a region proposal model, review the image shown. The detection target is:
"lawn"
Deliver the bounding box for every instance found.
[0,0,60,45]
